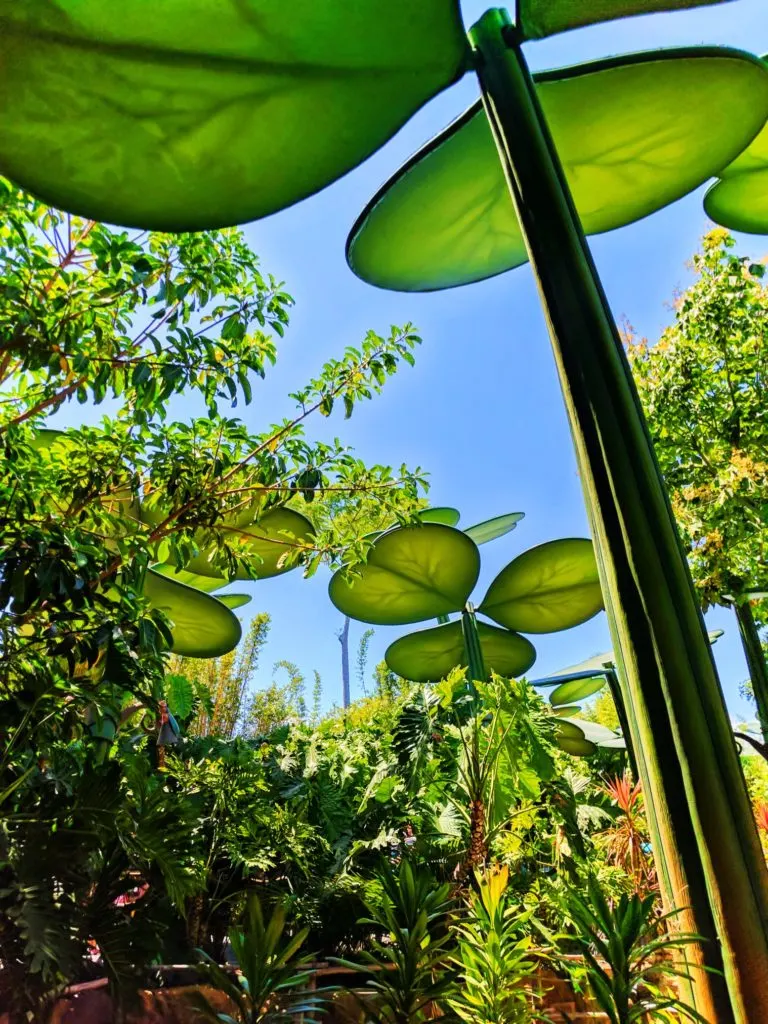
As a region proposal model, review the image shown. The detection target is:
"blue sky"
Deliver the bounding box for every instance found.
[58,0,768,718]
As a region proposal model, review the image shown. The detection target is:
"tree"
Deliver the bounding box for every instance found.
[628,229,768,735]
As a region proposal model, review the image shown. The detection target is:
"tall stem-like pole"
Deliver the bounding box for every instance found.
[338,616,351,708]
[468,10,768,1020]
[734,598,768,740]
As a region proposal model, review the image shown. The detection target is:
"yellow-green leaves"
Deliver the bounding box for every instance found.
[0,0,468,230]
[516,0,733,41]
[348,49,768,291]
[704,75,768,234]
[464,512,524,545]
[329,524,481,625]
[144,568,242,658]
[385,620,536,683]
[480,539,602,633]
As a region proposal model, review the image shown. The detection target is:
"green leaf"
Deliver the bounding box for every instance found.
[464,511,524,545]
[328,524,480,625]
[704,108,768,232]
[552,705,582,717]
[385,619,536,682]
[555,722,598,757]
[516,0,733,41]
[151,564,230,593]
[217,593,252,610]
[417,507,461,526]
[479,538,603,634]
[550,676,608,706]
[144,569,241,658]
[164,672,195,719]
[0,1,468,230]
[347,48,768,291]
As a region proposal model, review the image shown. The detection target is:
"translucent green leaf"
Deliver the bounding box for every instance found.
[151,564,229,593]
[480,538,602,634]
[0,0,468,230]
[143,507,315,580]
[704,107,768,233]
[553,705,582,717]
[550,676,608,706]
[348,48,768,291]
[417,507,461,526]
[517,0,732,41]
[555,720,598,757]
[144,569,241,658]
[385,619,536,682]
[217,593,252,610]
[464,512,524,545]
[328,524,480,625]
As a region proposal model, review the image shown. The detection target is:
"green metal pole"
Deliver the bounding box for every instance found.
[734,598,768,742]
[468,10,768,1021]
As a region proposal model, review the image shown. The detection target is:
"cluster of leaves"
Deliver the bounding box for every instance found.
[627,229,768,611]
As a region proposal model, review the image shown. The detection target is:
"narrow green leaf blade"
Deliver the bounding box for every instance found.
[479,538,603,634]
[217,593,252,610]
[348,48,768,291]
[329,524,480,625]
[464,511,524,545]
[144,569,242,658]
[0,0,468,229]
[385,619,536,682]
[151,564,229,593]
[517,0,733,41]
[417,507,461,526]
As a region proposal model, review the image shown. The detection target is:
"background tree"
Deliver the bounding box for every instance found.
[628,228,768,735]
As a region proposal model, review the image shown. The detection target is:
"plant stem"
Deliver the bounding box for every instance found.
[734,598,768,741]
[338,615,351,708]
[468,9,768,1020]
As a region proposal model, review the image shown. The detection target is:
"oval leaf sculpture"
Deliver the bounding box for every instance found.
[464,511,524,545]
[385,620,536,683]
[549,675,608,707]
[417,507,461,526]
[705,70,768,234]
[329,524,481,625]
[517,0,729,40]
[144,568,242,658]
[0,1,468,230]
[347,49,768,291]
[144,506,315,581]
[479,538,603,634]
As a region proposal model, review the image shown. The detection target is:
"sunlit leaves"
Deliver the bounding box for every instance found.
[517,0,732,40]
[385,620,536,683]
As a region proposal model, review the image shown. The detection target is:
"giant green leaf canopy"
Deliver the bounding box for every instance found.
[0,0,468,230]
[347,49,768,291]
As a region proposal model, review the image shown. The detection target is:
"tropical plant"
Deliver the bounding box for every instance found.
[193,894,323,1024]
[596,774,656,896]
[3,3,768,1013]
[447,864,542,1024]
[548,876,712,1024]
[333,859,456,1024]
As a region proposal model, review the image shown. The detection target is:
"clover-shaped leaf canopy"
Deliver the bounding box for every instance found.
[705,61,768,234]
[347,48,768,291]
[0,0,468,230]
[329,523,603,684]
[517,0,732,40]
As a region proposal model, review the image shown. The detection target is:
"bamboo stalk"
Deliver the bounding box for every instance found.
[467,9,768,1020]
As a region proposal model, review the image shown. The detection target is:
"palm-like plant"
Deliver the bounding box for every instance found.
[447,864,543,1024]
[334,860,456,1024]
[551,877,711,1024]
[193,894,323,1024]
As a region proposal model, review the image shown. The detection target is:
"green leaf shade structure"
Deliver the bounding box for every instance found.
[549,675,607,707]
[479,538,602,634]
[0,1,469,230]
[144,506,315,580]
[464,511,524,545]
[216,593,252,610]
[417,507,461,527]
[144,568,242,658]
[347,48,768,291]
[329,524,481,625]
[151,564,230,593]
[554,720,598,756]
[517,0,732,40]
[704,72,768,234]
[385,619,536,683]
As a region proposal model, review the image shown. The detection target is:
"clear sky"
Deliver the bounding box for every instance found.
[58,0,768,719]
